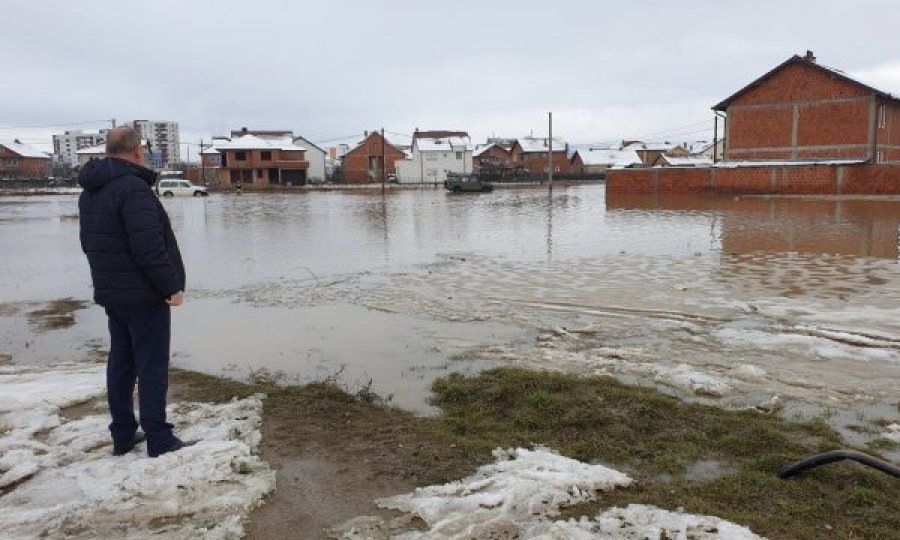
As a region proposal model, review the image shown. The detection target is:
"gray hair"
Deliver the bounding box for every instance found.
[105,127,142,155]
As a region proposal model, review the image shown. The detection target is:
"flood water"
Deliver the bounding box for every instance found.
[2,187,900,445]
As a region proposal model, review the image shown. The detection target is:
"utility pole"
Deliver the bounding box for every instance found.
[110,118,116,128]
[200,139,206,184]
[547,112,553,192]
[381,127,386,189]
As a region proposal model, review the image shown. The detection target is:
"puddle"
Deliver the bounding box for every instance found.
[171,300,525,413]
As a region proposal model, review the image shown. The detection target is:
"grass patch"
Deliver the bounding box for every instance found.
[171,367,900,539]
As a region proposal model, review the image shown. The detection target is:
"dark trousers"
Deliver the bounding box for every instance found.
[105,304,176,455]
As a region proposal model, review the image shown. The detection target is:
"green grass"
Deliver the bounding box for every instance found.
[172,367,900,539]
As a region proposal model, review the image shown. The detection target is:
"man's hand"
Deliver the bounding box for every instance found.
[166,291,184,307]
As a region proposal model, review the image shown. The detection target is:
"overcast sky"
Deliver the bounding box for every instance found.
[3,0,900,158]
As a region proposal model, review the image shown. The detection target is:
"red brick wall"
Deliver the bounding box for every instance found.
[733,62,869,104]
[341,132,405,183]
[0,146,50,178]
[520,151,572,175]
[608,164,900,195]
[797,100,870,146]
[727,107,793,151]
[725,61,875,161]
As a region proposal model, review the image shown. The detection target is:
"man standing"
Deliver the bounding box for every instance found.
[78,126,192,458]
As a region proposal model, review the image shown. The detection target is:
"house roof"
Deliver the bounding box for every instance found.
[575,149,643,168]
[0,139,50,159]
[622,141,675,152]
[230,128,293,139]
[656,155,714,167]
[518,136,568,153]
[344,132,406,158]
[413,130,469,140]
[474,143,507,157]
[415,136,471,152]
[713,54,900,111]
[212,134,306,151]
[292,135,325,154]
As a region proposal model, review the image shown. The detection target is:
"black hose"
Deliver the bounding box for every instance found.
[779,450,900,479]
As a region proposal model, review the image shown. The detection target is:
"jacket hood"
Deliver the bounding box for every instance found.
[77,158,158,191]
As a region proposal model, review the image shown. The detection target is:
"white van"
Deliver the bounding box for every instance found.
[156,178,209,197]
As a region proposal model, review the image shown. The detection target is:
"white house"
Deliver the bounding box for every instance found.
[292,134,327,183]
[75,144,107,167]
[574,148,643,173]
[395,131,473,184]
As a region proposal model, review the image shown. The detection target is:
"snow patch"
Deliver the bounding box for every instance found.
[0,364,275,539]
[883,423,900,443]
[331,448,763,539]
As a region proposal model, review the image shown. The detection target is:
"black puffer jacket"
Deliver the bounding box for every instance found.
[78,158,186,308]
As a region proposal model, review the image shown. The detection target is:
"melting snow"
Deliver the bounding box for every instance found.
[883,423,900,443]
[0,364,275,539]
[331,447,764,539]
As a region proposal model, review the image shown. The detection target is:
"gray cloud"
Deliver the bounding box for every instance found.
[3,0,900,152]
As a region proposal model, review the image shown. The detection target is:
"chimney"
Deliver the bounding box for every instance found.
[804,50,816,63]
[241,127,248,133]
[14,138,21,144]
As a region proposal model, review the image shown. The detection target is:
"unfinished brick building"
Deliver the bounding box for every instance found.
[608,52,900,195]
[714,51,900,163]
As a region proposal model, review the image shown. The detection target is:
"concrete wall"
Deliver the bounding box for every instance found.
[607,164,900,195]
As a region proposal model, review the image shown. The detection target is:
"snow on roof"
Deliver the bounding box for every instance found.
[474,143,503,157]
[518,136,568,153]
[200,146,220,155]
[577,148,643,167]
[714,159,866,168]
[0,139,50,159]
[210,134,305,152]
[658,155,714,167]
[414,136,471,152]
[76,143,107,155]
[623,141,676,152]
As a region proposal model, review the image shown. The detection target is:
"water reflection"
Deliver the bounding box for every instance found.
[606,193,900,259]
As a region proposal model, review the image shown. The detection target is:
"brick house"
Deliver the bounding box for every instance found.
[714,51,900,163]
[0,139,50,178]
[341,131,406,183]
[517,136,571,175]
[207,134,309,187]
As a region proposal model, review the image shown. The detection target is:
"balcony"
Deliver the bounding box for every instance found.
[274,160,309,169]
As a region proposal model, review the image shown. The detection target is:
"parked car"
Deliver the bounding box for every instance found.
[156,178,209,197]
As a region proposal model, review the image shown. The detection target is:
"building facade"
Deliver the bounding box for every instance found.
[713,52,900,163]
[395,131,473,184]
[292,135,327,183]
[52,129,108,165]
[517,136,571,175]
[132,120,180,168]
[0,139,50,178]
[340,131,406,183]
[205,134,309,187]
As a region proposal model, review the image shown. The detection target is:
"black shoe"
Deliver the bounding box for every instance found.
[113,432,146,456]
[148,437,199,458]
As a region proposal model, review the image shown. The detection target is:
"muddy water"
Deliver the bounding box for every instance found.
[2,188,900,443]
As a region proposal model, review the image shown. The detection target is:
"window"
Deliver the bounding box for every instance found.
[426,153,437,161]
[256,169,263,178]
[261,151,272,161]
[455,152,462,159]
[877,150,885,163]
[878,105,887,129]
[235,151,247,161]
